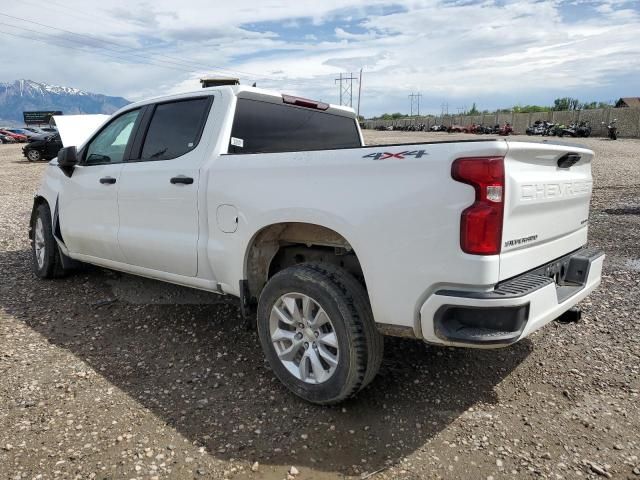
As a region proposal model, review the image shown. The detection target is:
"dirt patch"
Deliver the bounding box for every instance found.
[0,135,638,479]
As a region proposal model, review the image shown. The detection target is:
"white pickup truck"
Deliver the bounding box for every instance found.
[30,85,604,404]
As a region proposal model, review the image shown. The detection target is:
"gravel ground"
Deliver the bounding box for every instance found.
[0,132,638,480]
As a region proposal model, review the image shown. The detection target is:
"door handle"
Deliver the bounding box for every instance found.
[170,176,194,185]
[100,176,117,184]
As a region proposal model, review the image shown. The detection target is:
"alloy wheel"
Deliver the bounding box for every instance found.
[269,293,339,384]
[34,217,46,269]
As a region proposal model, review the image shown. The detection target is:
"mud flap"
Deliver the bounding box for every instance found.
[239,279,257,331]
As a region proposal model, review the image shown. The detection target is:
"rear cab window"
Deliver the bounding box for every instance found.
[229,97,361,154]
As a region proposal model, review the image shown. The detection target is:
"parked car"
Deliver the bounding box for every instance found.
[0,129,28,142]
[24,127,49,135]
[23,133,63,161]
[0,133,17,144]
[30,85,604,404]
[6,128,49,142]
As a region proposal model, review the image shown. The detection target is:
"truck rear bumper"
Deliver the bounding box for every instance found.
[419,248,604,348]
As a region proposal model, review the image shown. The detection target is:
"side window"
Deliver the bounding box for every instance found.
[140,98,211,161]
[84,109,140,165]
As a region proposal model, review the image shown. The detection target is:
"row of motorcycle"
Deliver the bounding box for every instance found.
[526,120,590,137]
[373,119,619,139]
[374,123,429,132]
[526,119,618,140]
[374,123,515,135]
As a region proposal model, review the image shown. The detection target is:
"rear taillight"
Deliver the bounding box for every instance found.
[452,156,504,255]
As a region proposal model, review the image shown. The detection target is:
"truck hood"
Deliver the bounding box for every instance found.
[52,114,110,148]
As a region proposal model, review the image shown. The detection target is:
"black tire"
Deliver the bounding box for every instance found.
[26,149,42,162]
[257,263,383,404]
[31,203,67,279]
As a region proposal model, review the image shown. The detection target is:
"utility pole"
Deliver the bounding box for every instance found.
[440,102,449,118]
[409,92,422,117]
[335,72,358,108]
[356,69,363,119]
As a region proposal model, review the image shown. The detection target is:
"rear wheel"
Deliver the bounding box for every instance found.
[257,263,383,404]
[26,149,42,162]
[31,203,68,278]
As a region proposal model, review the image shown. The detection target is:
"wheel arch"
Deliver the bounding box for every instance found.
[242,222,366,307]
[29,195,50,240]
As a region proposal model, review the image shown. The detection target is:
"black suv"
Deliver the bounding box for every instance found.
[23,133,63,162]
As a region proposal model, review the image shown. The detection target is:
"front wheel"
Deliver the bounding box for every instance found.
[257,263,383,404]
[26,149,42,162]
[31,203,69,278]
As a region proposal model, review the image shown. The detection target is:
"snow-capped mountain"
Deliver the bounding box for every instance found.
[0,79,129,125]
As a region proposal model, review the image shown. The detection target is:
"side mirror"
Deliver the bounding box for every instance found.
[57,146,78,176]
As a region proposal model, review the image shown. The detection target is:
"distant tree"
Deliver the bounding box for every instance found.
[513,105,551,113]
[582,101,613,110]
[553,97,580,111]
[468,103,479,115]
[370,112,411,120]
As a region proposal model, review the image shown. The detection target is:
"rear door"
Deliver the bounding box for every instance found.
[117,96,213,276]
[500,141,594,280]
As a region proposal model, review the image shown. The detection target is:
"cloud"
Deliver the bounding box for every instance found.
[0,0,638,116]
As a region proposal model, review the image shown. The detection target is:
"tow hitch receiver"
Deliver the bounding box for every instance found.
[556,307,582,324]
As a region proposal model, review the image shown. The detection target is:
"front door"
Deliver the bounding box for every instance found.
[59,109,141,262]
[117,97,213,277]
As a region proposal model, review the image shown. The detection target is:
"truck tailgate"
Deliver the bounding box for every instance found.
[500,141,594,281]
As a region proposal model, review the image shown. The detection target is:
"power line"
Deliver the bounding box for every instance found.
[0,12,275,80]
[21,0,273,79]
[0,24,199,74]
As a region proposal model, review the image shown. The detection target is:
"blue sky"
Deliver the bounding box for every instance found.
[2,0,639,116]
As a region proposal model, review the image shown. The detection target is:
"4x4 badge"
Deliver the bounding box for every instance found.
[362,150,427,160]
